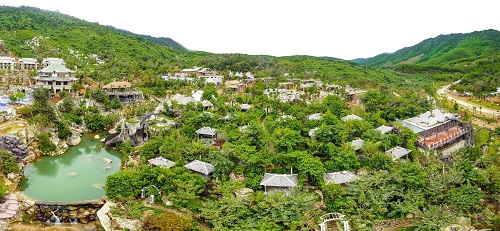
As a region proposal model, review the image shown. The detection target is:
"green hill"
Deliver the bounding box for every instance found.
[0,6,432,91]
[353,29,500,68]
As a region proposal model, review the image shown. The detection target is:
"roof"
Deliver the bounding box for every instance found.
[324,171,357,184]
[375,125,393,134]
[308,127,318,137]
[19,58,38,64]
[349,138,365,151]
[39,63,74,73]
[240,104,252,110]
[103,81,132,89]
[402,109,458,133]
[0,56,15,63]
[185,160,214,175]
[196,126,217,136]
[201,100,213,107]
[385,146,411,160]
[168,94,196,105]
[42,58,65,65]
[341,114,364,122]
[34,76,78,81]
[260,173,298,188]
[148,157,176,168]
[307,113,321,121]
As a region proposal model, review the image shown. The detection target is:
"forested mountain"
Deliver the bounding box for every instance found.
[353,29,500,68]
[0,6,431,91]
[113,28,186,50]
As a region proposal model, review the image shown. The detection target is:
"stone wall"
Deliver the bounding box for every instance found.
[0,135,29,160]
[17,194,105,224]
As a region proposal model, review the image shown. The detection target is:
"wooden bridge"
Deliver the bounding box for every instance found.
[319,213,350,231]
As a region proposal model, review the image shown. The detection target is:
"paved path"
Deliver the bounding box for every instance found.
[96,202,115,231]
[0,193,19,219]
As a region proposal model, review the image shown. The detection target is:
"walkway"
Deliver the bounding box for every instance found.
[0,193,19,219]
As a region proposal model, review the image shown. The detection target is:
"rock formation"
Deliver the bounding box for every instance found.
[0,135,29,160]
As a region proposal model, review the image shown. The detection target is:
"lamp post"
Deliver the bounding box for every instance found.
[141,187,146,198]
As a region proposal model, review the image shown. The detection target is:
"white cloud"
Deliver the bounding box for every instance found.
[3,0,500,60]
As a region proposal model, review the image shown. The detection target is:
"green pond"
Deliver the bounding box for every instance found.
[22,133,122,202]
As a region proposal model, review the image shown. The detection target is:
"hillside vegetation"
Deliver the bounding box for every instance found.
[353,29,500,67]
[0,6,432,91]
[353,30,500,94]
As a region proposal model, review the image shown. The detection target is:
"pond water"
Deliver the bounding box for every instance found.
[22,133,122,202]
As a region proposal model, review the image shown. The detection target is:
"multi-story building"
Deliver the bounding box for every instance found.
[34,63,77,93]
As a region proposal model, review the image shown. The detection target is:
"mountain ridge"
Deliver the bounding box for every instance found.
[352,29,500,67]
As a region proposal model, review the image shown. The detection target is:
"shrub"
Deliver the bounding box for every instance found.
[143,212,193,231]
[36,133,56,154]
[0,149,20,174]
[0,178,8,198]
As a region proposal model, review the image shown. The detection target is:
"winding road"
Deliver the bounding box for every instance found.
[438,81,499,128]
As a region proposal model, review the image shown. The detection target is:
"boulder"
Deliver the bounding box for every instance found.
[235,188,254,198]
[100,157,113,163]
[115,217,143,231]
[68,136,81,146]
[94,135,100,140]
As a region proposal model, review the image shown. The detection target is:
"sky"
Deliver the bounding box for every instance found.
[2,0,500,60]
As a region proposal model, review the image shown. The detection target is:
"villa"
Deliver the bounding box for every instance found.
[400,109,474,155]
[33,63,77,93]
[385,146,411,161]
[102,81,143,104]
[323,171,357,185]
[18,58,39,70]
[185,160,214,181]
[260,173,298,194]
[0,56,16,70]
[41,57,66,67]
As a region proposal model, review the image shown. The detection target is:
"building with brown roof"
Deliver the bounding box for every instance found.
[102,81,143,104]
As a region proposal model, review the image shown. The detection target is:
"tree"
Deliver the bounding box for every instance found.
[202,84,219,100]
[272,127,303,153]
[322,183,347,212]
[84,113,107,131]
[322,94,345,117]
[104,169,143,200]
[36,133,56,154]
[446,184,482,214]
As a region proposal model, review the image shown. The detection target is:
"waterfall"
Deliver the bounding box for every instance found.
[47,208,61,224]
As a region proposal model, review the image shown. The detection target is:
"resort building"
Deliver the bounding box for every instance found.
[34,64,77,93]
[102,81,143,104]
[323,171,357,185]
[400,109,474,155]
[18,58,39,70]
[41,58,66,67]
[185,160,214,181]
[0,56,15,70]
[385,146,411,161]
[260,173,298,194]
[148,156,176,168]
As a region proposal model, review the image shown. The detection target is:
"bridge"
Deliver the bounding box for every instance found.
[319,213,349,231]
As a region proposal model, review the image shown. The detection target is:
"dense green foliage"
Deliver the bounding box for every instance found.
[0,148,20,174]
[354,29,500,67]
[143,212,193,231]
[36,133,56,154]
[353,29,500,94]
[0,178,7,198]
